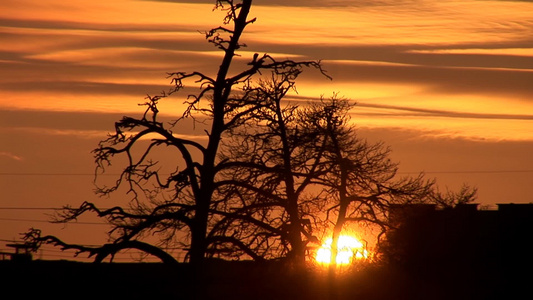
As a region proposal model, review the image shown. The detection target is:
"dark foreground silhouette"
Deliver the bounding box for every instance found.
[4,204,531,299]
[1,257,527,300]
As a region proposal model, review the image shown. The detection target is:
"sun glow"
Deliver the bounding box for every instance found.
[315,235,368,265]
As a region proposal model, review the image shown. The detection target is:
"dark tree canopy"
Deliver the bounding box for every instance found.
[24,0,329,265]
[23,0,476,269]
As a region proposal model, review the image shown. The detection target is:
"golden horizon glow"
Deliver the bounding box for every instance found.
[315,235,369,265]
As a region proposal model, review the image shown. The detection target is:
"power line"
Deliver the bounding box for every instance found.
[0,239,105,248]
[0,239,187,253]
[0,217,109,225]
[398,170,533,174]
[0,207,62,210]
[0,173,115,176]
[0,238,184,261]
[1,170,533,176]
[0,207,135,212]
[0,217,55,223]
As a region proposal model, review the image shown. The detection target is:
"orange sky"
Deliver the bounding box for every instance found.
[1,0,532,261]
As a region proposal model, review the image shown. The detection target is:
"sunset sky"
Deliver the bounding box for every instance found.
[1,0,532,261]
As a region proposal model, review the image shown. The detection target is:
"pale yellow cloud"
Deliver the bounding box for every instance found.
[409,48,533,57]
[249,1,533,46]
[1,0,532,143]
[0,151,24,161]
[0,0,216,28]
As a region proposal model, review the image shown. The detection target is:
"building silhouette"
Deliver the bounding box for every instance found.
[383,203,532,298]
[0,243,33,262]
[386,203,532,264]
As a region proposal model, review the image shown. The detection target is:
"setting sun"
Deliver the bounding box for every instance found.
[315,235,368,265]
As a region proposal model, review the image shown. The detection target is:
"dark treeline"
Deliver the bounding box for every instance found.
[0,257,521,300]
[5,205,531,299]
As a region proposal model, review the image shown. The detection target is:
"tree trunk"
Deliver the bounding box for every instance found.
[188,0,253,266]
[328,162,348,278]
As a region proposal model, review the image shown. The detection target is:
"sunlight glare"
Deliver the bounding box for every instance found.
[315,235,367,265]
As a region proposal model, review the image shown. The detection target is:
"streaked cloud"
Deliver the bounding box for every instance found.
[355,101,533,120]
[0,109,210,139]
[0,0,531,158]
[0,151,23,161]
[409,48,533,57]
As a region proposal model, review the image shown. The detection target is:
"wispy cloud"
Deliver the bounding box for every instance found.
[354,102,533,121]
[1,0,532,142]
[0,151,23,161]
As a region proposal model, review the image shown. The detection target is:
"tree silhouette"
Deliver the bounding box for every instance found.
[23,0,328,265]
[214,74,331,266]
[213,86,476,270]
[22,1,476,271]
[215,90,478,272]
[303,98,433,277]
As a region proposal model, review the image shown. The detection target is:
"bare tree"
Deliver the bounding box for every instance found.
[300,98,433,275]
[210,86,474,271]
[22,1,475,271]
[24,0,328,265]
[214,73,331,266]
